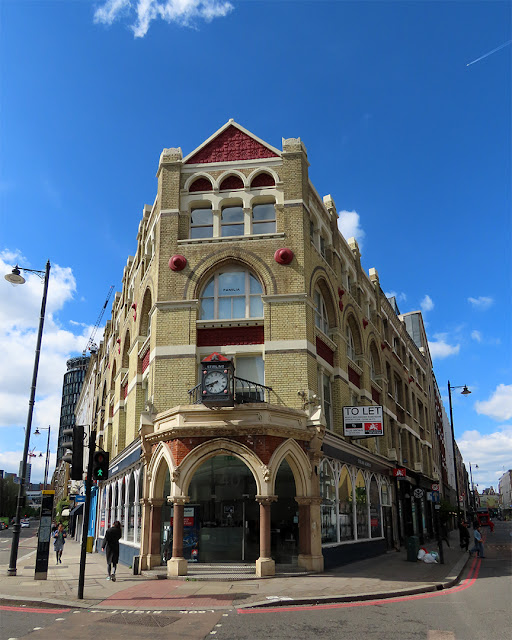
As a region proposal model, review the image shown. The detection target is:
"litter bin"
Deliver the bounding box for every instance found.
[406,535,420,562]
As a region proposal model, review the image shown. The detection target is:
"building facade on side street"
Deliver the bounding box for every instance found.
[82,121,449,576]
[498,470,512,520]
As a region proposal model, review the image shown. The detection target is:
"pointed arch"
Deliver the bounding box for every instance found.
[176,438,267,497]
[309,269,338,330]
[122,331,130,369]
[346,312,363,359]
[267,439,312,497]
[139,287,153,337]
[217,169,248,190]
[147,441,176,501]
[184,173,214,192]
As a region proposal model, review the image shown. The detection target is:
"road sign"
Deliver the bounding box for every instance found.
[431,490,440,503]
[431,483,439,491]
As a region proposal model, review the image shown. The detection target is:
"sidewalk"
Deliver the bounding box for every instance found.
[0,533,470,611]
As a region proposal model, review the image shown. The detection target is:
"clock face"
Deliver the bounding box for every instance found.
[204,370,228,394]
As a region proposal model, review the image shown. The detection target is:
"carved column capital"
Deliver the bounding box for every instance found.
[167,495,190,506]
[255,495,277,505]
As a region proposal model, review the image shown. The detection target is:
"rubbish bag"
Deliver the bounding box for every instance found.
[422,553,438,563]
[417,548,426,560]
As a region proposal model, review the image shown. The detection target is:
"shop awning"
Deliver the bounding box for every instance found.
[61,508,70,517]
[69,503,83,517]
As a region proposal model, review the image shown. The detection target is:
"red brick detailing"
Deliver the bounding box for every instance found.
[164,435,309,468]
[189,177,213,192]
[219,175,244,190]
[371,387,381,404]
[185,125,279,164]
[348,366,361,388]
[251,173,275,188]
[122,382,128,399]
[197,325,264,347]
[316,337,334,366]
[141,348,150,373]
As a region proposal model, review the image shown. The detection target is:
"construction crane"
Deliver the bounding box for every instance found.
[82,285,115,356]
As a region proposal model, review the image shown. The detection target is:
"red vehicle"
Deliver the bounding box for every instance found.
[476,509,494,532]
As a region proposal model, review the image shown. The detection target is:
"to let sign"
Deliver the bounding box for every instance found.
[343,406,383,437]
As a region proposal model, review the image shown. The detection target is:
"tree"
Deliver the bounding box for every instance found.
[0,477,19,518]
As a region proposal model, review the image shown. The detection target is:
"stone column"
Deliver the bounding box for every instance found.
[144,497,164,569]
[167,497,189,577]
[255,496,277,577]
[295,496,324,572]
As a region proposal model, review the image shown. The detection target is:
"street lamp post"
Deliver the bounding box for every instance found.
[5,261,51,577]
[447,381,471,525]
[35,426,51,490]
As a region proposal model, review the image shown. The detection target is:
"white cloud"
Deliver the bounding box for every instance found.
[471,330,482,342]
[428,333,460,359]
[337,210,366,248]
[384,290,407,303]
[468,296,493,310]
[420,294,434,312]
[458,425,512,491]
[94,0,234,38]
[0,251,94,440]
[475,384,512,422]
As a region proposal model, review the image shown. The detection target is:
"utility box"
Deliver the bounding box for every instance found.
[406,535,420,562]
[86,536,94,553]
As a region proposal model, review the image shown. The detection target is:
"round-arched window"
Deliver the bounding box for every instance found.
[200,269,263,320]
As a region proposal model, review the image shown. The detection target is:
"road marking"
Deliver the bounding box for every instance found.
[0,606,70,614]
[427,632,456,639]
[17,550,37,563]
[238,558,481,615]
[55,618,66,621]
[33,628,43,631]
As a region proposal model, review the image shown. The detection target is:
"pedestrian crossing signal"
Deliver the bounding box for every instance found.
[92,450,109,481]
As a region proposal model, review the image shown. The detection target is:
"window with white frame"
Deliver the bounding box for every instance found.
[199,269,263,320]
[251,203,276,234]
[347,325,356,361]
[320,460,337,543]
[319,369,332,430]
[314,288,329,334]
[190,205,213,238]
[221,205,244,237]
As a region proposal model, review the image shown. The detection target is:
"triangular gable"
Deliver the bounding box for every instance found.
[184,121,280,165]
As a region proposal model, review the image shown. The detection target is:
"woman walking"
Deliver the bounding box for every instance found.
[102,520,122,581]
[53,523,66,564]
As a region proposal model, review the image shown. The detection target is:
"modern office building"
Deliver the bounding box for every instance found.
[89,121,443,575]
[57,356,90,462]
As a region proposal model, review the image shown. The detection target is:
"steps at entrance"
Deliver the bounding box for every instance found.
[143,563,311,581]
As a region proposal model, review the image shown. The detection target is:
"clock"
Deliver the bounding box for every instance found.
[203,370,228,394]
[200,353,235,407]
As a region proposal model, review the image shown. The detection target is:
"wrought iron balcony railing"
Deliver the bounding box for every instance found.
[188,376,272,405]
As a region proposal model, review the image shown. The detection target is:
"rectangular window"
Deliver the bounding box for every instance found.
[252,203,276,234]
[190,207,213,238]
[221,206,244,237]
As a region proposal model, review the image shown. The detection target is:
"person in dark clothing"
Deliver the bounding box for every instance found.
[102,520,122,581]
[459,520,470,551]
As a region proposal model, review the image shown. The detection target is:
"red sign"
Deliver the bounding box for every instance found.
[393,468,406,477]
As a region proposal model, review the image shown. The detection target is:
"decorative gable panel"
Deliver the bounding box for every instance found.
[185,125,279,164]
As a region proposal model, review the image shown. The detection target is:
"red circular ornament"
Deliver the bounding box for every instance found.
[169,255,187,271]
[274,248,294,265]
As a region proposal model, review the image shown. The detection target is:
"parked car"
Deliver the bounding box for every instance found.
[20,520,30,528]
[0,522,8,530]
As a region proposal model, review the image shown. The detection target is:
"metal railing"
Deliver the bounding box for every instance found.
[188,377,272,405]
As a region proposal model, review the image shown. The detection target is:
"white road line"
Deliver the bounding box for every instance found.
[55,618,65,621]
[17,550,37,563]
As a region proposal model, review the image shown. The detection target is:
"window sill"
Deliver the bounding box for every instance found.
[178,232,285,245]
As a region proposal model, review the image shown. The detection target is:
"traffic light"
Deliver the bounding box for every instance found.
[92,450,109,481]
[61,425,84,481]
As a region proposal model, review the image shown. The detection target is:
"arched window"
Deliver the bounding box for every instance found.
[251,203,276,234]
[338,466,354,541]
[250,172,275,188]
[347,325,355,361]
[219,175,244,191]
[221,205,244,237]
[320,460,337,543]
[199,269,263,320]
[314,288,329,334]
[190,205,213,238]
[189,177,213,192]
[355,471,368,538]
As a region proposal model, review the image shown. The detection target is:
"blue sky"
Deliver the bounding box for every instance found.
[1,1,510,491]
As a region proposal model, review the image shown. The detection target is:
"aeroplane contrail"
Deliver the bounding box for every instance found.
[467,39,512,67]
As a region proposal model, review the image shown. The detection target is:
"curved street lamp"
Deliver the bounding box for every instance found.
[34,426,51,490]
[447,381,471,523]
[5,261,51,577]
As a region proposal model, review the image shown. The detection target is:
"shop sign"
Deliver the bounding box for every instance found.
[170,506,195,527]
[393,468,407,477]
[413,488,424,499]
[343,406,383,437]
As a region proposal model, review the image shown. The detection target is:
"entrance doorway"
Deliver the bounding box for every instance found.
[188,455,259,563]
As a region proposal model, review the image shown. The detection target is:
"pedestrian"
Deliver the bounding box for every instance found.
[102,520,122,581]
[53,523,66,564]
[469,524,485,558]
[459,520,470,551]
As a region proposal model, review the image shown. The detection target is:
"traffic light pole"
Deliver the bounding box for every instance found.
[78,430,96,600]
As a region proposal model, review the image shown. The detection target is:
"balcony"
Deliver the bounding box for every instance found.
[188,376,272,406]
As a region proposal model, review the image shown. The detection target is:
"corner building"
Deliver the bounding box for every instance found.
[93,121,438,576]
